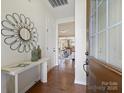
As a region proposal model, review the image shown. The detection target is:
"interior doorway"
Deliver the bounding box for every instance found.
[57,21,75,65]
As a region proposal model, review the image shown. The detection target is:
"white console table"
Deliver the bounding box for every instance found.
[1,57,49,93]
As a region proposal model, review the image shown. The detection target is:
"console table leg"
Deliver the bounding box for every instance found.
[40,62,47,83]
[15,75,18,93]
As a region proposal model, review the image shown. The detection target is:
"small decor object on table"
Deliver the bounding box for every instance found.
[31,47,39,62]
[37,45,42,59]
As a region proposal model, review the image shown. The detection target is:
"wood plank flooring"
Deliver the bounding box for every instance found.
[26,60,86,93]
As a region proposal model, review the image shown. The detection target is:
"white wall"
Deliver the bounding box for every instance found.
[1,0,56,93]
[74,0,86,85]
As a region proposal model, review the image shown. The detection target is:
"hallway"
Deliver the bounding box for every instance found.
[26,60,86,93]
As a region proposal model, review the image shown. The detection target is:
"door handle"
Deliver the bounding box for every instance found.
[85,51,89,56]
[83,64,88,76]
[83,59,89,76]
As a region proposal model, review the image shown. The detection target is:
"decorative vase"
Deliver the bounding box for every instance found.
[37,45,42,59]
[31,47,39,62]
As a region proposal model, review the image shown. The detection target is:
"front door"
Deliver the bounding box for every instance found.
[85,0,122,93]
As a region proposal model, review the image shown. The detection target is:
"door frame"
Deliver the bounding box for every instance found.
[55,17,75,65]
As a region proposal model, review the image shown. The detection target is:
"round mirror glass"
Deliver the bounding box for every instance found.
[20,28,31,40]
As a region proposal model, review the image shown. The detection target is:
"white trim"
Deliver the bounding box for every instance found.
[89,0,93,56]
[55,21,59,66]
[98,30,106,34]
[108,21,122,30]
[95,0,98,58]
[98,0,104,8]
[106,0,109,62]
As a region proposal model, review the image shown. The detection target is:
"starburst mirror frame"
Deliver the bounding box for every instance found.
[1,13,38,53]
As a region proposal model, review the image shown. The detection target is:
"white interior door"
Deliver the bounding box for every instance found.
[45,17,56,71]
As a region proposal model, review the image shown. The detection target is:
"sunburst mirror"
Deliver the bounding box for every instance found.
[1,13,38,53]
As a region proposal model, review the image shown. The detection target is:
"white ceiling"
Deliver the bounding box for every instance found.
[43,0,75,19]
[58,22,75,37]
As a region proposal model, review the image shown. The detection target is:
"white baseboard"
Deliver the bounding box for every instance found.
[74,80,86,85]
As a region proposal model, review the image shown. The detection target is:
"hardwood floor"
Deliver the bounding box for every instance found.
[26,59,86,93]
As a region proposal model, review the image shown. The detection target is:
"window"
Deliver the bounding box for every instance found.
[90,0,122,69]
[98,0,106,61]
[98,0,106,31]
